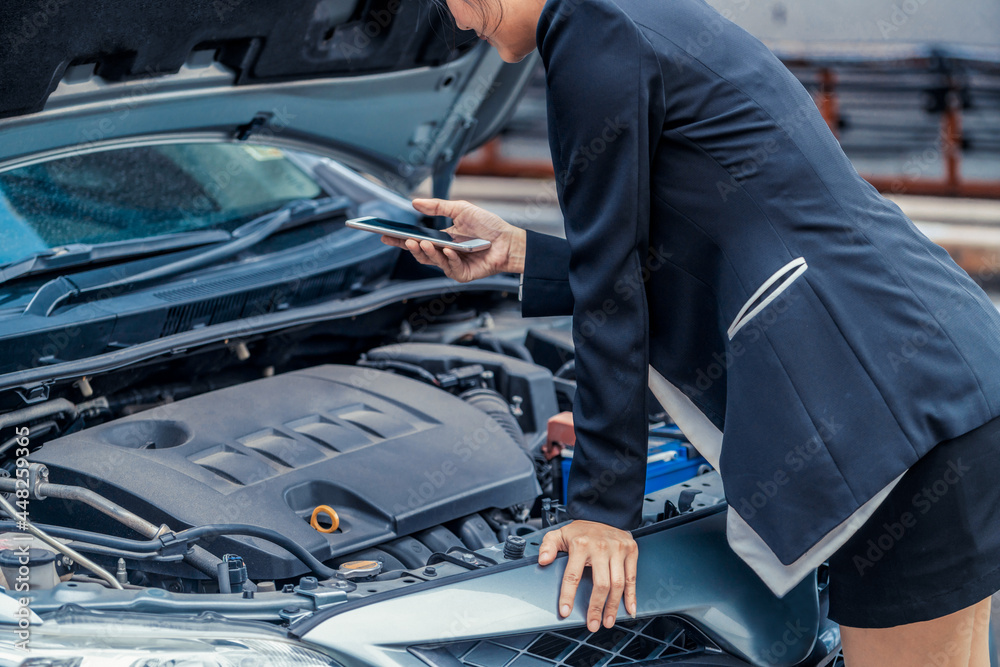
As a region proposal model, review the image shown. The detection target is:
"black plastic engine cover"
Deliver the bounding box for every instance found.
[30,365,540,580]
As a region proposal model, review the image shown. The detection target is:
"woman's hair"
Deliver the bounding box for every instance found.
[428,0,504,37]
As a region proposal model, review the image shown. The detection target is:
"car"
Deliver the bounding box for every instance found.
[0,1,842,665]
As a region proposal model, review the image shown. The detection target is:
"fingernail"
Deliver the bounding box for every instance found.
[539,550,549,559]
[587,619,599,633]
[605,615,614,628]
[560,604,570,617]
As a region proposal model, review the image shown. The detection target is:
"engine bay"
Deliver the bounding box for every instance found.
[0,295,589,602]
[27,361,542,583]
[0,294,710,626]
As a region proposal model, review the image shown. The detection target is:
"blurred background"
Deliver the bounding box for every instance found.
[419,0,1000,297]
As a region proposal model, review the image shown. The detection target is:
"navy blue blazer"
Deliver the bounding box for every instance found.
[521,0,1000,579]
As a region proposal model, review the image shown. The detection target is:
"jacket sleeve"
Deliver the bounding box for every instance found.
[520,229,573,317]
[538,0,664,530]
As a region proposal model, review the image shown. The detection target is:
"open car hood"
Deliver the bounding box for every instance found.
[0,0,537,193]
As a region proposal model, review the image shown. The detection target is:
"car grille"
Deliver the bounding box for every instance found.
[411,616,719,667]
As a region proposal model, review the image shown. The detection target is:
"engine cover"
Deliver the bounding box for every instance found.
[30,365,540,579]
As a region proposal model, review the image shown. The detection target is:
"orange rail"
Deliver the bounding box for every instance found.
[460,69,1000,200]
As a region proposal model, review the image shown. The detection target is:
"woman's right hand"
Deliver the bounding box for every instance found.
[539,519,639,632]
[381,198,526,282]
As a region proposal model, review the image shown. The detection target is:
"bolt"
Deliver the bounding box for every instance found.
[503,535,526,560]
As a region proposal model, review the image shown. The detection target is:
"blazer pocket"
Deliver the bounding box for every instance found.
[727,256,808,340]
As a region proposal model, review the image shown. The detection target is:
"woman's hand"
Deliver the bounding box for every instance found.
[538,520,639,632]
[381,198,526,282]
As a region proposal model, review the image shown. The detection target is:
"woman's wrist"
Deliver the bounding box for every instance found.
[506,227,527,274]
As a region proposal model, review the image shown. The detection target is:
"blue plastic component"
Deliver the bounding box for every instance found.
[560,425,710,502]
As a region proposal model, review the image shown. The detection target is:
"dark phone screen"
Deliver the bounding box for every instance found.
[353,218,477,243]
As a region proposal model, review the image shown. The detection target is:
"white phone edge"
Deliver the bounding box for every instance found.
[345,217,491,253]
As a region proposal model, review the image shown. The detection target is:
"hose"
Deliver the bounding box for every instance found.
[0,479,163,537]
[0,477,223,580]
[0,399,77,431]
[0,496,123,590]
[170,525,337,579]
[357,358,441,386]
[0,519,169,552]
[459,387,526,451]
[0,420,57,458]
[498,340,534,364]
[460,333,535,364]
[0,520,337,580]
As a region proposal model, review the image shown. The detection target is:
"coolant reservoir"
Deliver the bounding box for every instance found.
[0,532,71,590]
[0,547,60,589]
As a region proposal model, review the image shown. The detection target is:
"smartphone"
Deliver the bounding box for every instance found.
[346,216,491,253]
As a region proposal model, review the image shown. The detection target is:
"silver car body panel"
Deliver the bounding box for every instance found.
[298,507,821,667]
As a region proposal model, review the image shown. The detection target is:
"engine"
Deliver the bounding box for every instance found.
[27,360,545,583]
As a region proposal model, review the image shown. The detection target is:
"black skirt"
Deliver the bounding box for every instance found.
[826,413,1000,628]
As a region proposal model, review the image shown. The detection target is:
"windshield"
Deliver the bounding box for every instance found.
[0,143,323,264]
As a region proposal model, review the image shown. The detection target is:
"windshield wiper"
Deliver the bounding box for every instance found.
[97,195,353,287]
[0,230,232,288]
[22,196,353,317]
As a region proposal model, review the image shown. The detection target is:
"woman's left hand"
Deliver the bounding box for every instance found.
[381,197,526,282]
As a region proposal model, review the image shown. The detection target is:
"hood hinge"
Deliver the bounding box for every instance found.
[234,112,274,141]
[429,116,478,225]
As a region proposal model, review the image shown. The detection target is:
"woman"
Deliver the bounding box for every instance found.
[382,0,1000,663]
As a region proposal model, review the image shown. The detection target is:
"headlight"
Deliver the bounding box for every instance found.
[0,609,341,667]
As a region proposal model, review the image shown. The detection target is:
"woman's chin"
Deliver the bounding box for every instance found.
[496,46,530,63]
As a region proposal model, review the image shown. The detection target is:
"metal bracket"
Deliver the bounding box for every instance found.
[427,546,498,570]
[26,463,49,500]
[14,383,50,405]
[430,116,478,205]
